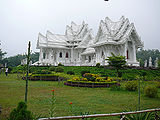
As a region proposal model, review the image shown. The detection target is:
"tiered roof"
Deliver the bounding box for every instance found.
[92,16,143,47]
[37,21,94,49]
[37,16,143,51]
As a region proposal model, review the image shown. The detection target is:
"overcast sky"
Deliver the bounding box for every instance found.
[0,0,160,57]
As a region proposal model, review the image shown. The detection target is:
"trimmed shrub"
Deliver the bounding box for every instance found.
[49,66,55,71]
[81,71,90,77]
[9,102,33,120]
[67,71,75,75]
[96,63,100,68]
[144,85,158,98]
[55,66,64,73]
[124,81,138,91]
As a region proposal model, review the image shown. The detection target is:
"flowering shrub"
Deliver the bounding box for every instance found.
[83,73,100,82]
[72,77,80,81]
[67,73,116,85]
[81,71,90,76]
[81,77,88,81]
[71,73,114,83]
[106,77,113,82]
[95,77,103,82]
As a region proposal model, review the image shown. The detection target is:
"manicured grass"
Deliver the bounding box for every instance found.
[0,73,160,120]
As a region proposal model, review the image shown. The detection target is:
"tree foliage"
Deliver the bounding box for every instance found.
[0,52,39,67]
[136,49,160,67]
[9,102,33,120]
[0,49,7,66]
[107,53,126,77]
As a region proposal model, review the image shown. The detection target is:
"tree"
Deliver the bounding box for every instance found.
[0,50,6,60]
[158,60,160,69]
[0,52,39,67]
[136,49,160,67]
[9,102,33,120]
[107,53,126,77]
[0,49,7,67]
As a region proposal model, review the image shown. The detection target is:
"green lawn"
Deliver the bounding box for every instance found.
[0,73,160,120]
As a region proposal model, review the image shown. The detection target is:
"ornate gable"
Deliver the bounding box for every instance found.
[93,16,143,48]
[76,29,94,48]
[65,21,90,42]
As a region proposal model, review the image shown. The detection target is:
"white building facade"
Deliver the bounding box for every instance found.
[35,16,143,66]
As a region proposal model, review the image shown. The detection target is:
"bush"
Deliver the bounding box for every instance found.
[9,101,33,120]
[67,71,75,75]
[49,66,55,71]
[58,63,64,66]
[144,85,158,98]
[96,63,100,67]
[118,72,122,77]
[55,66,64,73]
[124,81,138,91]
[72,76,81,81]
[81,71,90,77]
[156,81,160,88]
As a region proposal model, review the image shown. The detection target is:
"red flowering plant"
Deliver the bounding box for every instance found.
[69,102,72,105]
[50,90,56,117]
[69,102,73,115]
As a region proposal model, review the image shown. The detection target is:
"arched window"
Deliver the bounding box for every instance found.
[59,52,62,58]
[66,52,68,58]
[101,51,104,58]
[43,53,46,59]
[89,56,91,62]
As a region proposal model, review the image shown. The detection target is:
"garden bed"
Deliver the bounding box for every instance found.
[64,81,117,88]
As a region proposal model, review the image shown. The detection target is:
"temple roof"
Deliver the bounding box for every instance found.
[92,16,143,48]
[37,16,143,50]
[37,21,94,49]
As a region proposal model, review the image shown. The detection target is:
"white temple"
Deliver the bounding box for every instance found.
[35,16,144,66]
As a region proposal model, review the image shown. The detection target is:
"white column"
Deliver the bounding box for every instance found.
[71,47,74,62]
[39,48,43,62]
[48,50,52,64]
[133,44,136,62]
[124,44,127,57]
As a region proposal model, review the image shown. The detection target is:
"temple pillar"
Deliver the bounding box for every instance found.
[71,47,74,62]
[132,43,136,62]
[39,48,43,62]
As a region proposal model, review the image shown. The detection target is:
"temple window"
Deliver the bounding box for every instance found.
[43,53,46,59]
[59,52,62,58]
[89,56,91,62]
[101,51,104,58]
[126,50,129,59]
[66,52,68,58]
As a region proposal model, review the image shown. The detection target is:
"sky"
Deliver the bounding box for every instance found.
[0,0,160,57]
